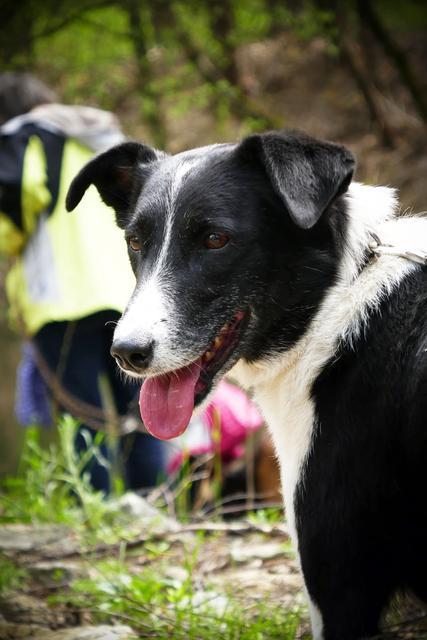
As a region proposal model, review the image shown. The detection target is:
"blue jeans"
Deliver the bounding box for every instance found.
[33,310,165,493]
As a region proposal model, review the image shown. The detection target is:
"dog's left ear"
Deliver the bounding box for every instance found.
[66,141,162,227]
[236,130,355,229]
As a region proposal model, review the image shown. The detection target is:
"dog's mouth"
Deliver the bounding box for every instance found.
[139,310,248,440]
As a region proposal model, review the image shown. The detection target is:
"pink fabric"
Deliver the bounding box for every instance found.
[167,380,264,473]
[202,380,263,461]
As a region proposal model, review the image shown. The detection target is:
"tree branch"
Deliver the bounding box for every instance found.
[357,0,427,124]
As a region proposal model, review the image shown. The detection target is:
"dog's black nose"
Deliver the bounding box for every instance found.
[111,339,154,372]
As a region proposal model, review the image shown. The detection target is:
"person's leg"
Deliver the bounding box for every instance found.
[33,314,114,493]
[105,326,166,490]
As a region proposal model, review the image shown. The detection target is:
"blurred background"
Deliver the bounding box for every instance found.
[1,0,427,475]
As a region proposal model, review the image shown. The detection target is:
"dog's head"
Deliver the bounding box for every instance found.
[66,130,354,439]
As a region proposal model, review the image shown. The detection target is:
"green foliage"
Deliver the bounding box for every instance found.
[293,4,337,42]
[0,415,302,638]
[34,6,132,109]
[173,2,220,60]
[247,507,284,526]
[0,416,122,541]
[3,0,427,147]
[231,0,273,44]
[55,546,301,639]
[0,555,28,594]
[6,0,288,139]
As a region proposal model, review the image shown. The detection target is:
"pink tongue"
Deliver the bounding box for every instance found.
[139,359,202,440]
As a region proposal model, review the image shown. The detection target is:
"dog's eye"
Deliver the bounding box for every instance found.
[204,232,229,250]
[127,236,141,252]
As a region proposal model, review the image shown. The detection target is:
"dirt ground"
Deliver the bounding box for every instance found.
[0,516,426,639]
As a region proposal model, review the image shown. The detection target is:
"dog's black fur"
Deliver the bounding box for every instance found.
[67,130,427,639]
[66,134,353,380]
[301,267,427,637]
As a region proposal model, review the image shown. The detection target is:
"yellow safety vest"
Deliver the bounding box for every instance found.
[0,129,134,335]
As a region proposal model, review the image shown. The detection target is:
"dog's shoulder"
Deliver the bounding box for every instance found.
[313,256,427,425]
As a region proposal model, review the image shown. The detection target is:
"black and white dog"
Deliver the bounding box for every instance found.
[66,130,427,640]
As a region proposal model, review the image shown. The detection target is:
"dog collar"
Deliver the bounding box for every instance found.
[369,233,427,266]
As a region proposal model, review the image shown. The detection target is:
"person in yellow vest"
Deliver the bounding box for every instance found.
[0,73,165,492]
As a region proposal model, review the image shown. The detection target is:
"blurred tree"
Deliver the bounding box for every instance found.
[356,0,427,123]
[325,0,397,147]
[1,0,426,147]
[166,0,279,131]
[123,0,167,147]
[307,0,427,145]
[1,0,111,67]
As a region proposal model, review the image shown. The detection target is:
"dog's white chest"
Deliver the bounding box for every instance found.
[231,359,316,547]
[257,375,315,546]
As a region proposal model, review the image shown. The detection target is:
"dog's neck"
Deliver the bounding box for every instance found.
[231,182,422,393]
[230,182,423,550]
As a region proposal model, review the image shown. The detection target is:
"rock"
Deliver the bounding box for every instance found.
[0,593,65,626]
[0,602,136,640]
[0,619,45,639]
[0,525,68,552]
[163,564,189,585]
[111,492,177,533]
[187,590,229,616]
[230,540,286,563]
[0,525,77,558]
[113,493,161,520]
[27,560,83,588]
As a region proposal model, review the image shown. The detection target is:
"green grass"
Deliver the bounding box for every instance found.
[0,417,303,639]
[0,554,28,594]
[0,417,127,543]
[53,549,301,639]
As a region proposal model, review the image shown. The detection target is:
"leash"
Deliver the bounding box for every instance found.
[368,233,427,266]
[32,340,144,435]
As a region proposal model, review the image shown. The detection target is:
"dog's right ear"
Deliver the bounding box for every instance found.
[235,130,355,230]
[65,141,160,228]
